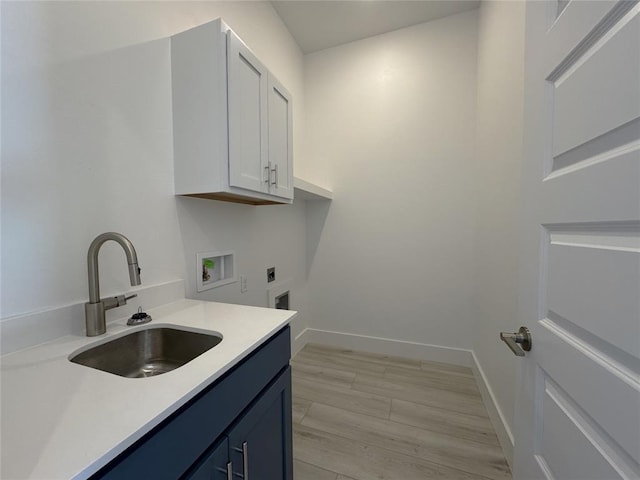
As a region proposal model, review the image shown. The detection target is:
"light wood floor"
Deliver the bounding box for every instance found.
[291,344,511,480]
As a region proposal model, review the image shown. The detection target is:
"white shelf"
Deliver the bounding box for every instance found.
[294,177,333,201]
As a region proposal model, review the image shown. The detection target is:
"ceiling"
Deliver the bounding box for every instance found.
[271,0,481,54]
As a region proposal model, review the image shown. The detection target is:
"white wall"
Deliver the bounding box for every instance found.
[1,1,310,341]
[303,11,478,352]
[2,2,526,459]
[473,0,526,463]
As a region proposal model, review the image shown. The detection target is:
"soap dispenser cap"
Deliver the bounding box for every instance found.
[127,307,152,326]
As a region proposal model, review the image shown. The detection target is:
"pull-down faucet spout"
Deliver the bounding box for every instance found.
[85,232,141,336]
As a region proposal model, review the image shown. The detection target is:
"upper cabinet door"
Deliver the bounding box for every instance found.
[227,30,269,194]
[267,75,294,200]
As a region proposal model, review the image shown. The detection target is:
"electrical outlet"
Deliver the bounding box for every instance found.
[267,267,275,283]
[240,275,248,293]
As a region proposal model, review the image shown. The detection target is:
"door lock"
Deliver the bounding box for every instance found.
[499,326,532,356]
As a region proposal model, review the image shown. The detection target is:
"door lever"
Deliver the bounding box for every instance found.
[500,327,532,356]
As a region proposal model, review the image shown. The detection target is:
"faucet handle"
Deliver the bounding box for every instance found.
[112,293,137,308]
[100,293,138,313]
[102,293,137,312]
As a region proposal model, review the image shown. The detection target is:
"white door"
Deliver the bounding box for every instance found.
[267,74,294,200]
[227,29,269,194]
[513,1,640,478]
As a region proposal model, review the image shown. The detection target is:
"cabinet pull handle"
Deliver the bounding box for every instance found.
[242,441,249,480]
[270,164,277,186]
[216,462,233,480]
[231,442,249,479]
[264,163,270,184]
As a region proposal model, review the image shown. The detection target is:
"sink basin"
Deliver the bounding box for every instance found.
[70,327,223,378]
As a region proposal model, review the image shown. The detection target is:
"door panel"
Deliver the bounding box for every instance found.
[516,1,640,478]
[551,6,639,156]
[542,147,640,223]
[535,322,640,465]
[227,30,268,193]
[268,75,294,199]
[547,244,640,357]
[541,380,624,480]
[545,1,626,72]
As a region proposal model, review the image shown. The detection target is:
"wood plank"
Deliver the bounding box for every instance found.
[384,365,480,396]
[294,460,338,480]
[293,397,312,424]
[293,348,386,374]
[390,399,501,447]
[421,360,474,378]
[292,375,391,419]
[352,372,488,418]
[294,424,494,480]
[291,360,356,388]
[304,343,422,370]
[301,403,511,480]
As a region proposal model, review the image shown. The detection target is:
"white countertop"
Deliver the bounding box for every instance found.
[1,299,296,480]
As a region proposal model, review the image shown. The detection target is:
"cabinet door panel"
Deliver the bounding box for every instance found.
[185,438,229,480]
[227,30,268,194]
[268,75,294,199]
[229,367,293,480]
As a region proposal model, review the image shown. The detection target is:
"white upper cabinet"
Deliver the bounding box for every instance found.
[171,19,293,205]
[267,75,294,199]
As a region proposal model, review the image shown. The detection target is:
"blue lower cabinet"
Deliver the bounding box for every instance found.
[92,326,292,480]
[186,367,293,480]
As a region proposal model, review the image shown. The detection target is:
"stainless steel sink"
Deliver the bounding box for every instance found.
[70,327,223,378]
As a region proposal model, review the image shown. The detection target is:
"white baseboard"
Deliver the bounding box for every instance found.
[292,327,311,357]
[292,327,474,367]
[471,351,515,468]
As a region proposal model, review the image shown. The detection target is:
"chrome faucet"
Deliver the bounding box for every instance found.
[85,232,142,336]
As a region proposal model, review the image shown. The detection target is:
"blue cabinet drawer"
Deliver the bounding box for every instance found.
[93,326,291,479]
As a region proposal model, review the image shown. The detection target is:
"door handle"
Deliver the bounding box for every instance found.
[242,441,249,480]
[216,462,232,480]
[499,326,532,356]
[232,442,249,479]
[264,162,271,184]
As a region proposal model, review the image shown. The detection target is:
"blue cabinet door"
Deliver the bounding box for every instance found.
[228,366,292,480]
[186,437,229,480]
